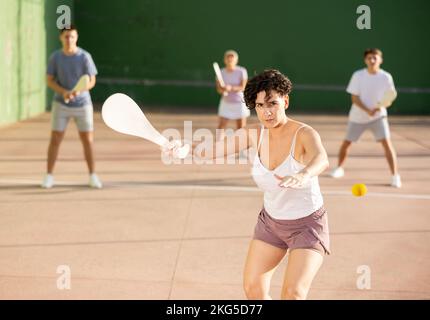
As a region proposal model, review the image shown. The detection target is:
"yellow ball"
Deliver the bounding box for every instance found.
[352,183,367,197]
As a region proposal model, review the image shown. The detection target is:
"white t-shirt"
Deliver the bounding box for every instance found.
[346,68,396,124]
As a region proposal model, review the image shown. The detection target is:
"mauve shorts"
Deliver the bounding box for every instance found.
[253,206,331,255]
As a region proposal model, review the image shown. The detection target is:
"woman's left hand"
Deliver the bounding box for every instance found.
[274,171,311,188]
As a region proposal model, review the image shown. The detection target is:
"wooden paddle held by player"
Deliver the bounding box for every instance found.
[65,74,90,103]
[101,93,190,159]
[213,62,228,96]
[377,89,397,107]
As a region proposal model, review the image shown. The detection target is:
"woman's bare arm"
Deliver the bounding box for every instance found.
[193,126,254,160]
[275,126,329,188]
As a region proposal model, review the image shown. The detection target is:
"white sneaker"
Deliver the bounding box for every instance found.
[391,174,402,188]
[330,167,344,178]
[41,174,54,188]
[89,173,103,189]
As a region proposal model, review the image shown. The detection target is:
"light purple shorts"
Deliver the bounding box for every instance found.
[253,207,331,255]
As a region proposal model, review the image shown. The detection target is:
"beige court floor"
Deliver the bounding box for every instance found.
[0,112,429,300]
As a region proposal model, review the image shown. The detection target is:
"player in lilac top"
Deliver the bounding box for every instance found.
[215,50,250,141]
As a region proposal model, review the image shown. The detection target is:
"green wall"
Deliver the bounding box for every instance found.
[1,0,429,127]
[74,0,430,114]
[0,0,73,127]
[0,0,46,126]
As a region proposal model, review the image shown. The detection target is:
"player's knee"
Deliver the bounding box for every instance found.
[84,136,94,145]
[281,285,308,300]
[341,140,352,150]
[380,139,391,148]
[340,140,351,153]
[50,133,64,146]
[80,133,94,144]
[243,279,266,300]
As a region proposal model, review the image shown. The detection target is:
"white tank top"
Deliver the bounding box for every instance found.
[251,125,324,220]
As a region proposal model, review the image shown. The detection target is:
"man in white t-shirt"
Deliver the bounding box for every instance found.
[330,48,401,188]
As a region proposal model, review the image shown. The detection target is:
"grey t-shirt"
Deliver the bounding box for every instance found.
[47,47,98,107]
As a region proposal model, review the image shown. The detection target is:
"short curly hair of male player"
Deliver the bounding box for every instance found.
[244,69,293,110]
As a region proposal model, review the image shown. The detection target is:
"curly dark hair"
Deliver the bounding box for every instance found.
[244,69,292,109]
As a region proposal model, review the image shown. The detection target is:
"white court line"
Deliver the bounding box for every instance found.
[1,178,430,200]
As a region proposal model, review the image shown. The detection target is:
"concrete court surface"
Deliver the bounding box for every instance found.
[0,111,429,300]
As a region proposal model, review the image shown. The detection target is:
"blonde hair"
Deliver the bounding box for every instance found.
[224,50,238,59]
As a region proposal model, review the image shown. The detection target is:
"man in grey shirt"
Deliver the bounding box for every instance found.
[42,25,102,188]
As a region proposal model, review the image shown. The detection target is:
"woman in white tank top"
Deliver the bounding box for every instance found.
[252,123,324,220]
[240,70,330,300]
[165,69,330,300]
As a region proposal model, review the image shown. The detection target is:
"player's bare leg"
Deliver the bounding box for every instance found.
[216,117,229,141]
[79,131,102,188]
[42,130,65,188]
[243,240,287,300]
[79,131,95,174]
[330,140,351,178]
[380,138,401,187]
[337,140,352,167]
[379,138,397,175]
[236,117,247,129]
[281,249,323,300]
[47,131,65,174]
